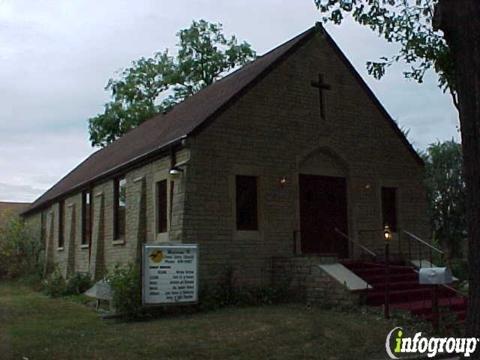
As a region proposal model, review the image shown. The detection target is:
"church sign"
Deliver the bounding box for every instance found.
[142,244,198,305]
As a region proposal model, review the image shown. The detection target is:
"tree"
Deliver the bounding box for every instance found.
[89,20,256,147]
[314,0,480,338]
[0,214,43,279]
[423,140,465,259]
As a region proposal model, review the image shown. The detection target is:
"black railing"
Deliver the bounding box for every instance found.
[334,227,377,259]
[403,230,444,268]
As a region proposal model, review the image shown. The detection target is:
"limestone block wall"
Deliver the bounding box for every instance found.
[23,147,189,279]
[34,202,67,276]
[182,31,429,288]
[305,265,357,307]
[271,256,357,306]
[84,148,189,276]
[272,256,338,300]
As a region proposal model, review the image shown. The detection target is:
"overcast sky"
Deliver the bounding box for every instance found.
[0,0,459,203]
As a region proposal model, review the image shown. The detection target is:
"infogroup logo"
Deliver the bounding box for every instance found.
[385,327,480,358]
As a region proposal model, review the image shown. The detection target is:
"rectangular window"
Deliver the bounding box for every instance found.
[156,180,168,233]
[82,190,92,246]
[58,200,65,248]
[114,177,126,240]
[170,180,175,226]
[382,187,397,232]
[236,175,258,231]
[41,212,47,246]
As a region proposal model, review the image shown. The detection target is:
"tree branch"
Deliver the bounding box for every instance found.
[448,86,459,111]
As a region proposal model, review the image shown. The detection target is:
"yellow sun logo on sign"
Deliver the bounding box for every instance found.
[149,250,164,263]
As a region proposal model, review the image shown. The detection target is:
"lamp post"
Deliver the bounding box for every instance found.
[383,225,392,319]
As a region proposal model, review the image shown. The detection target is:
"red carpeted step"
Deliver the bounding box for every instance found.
[367,288,435,306]
[341,261,384,270]
[354,267,414,278]
[371,280,425,292]
[342,261,418,283]
[368,285,456,305]
[392,297,467,315]
[362,272,418,285]
[342,260,407,268]
[356,272,417,285]
[341,260,468,327]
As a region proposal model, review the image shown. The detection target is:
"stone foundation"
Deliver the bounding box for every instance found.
[272,256,360,306]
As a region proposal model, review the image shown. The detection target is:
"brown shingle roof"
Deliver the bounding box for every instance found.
[24,26,318,215]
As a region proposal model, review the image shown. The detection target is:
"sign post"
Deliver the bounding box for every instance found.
[142,244,198,305]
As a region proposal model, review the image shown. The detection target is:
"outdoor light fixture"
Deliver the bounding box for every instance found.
[168,159,189,178]
[279,176,287,187]
[383,224,392,319]
[169,167,184,177]
[383,225,392,242]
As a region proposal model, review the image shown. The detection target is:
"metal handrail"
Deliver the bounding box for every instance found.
[442,283,467,298]
[404,230,444,255]
[334,227,377,257]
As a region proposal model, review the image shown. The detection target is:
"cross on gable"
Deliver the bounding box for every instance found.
[311,73,331,120]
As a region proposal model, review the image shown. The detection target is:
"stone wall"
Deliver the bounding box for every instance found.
[24,149,189,279]
[183,30,429,288]
[305,266,357,307]
[272,256,358,306]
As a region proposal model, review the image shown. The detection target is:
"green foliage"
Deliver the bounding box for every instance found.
[89,19,256,147]
[0,214,43,279]
[65,272,92,295]
[423,140,465,259]
[171,20,256,101]
[314,0,457,105]
[438,306,465,337]
[199,266,291,311]
[106,263,143,319]
[42,268,67,297]
[42,270,92,297]
[450,258,468,281]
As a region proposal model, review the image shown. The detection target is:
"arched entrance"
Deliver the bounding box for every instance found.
[298,147,349,257]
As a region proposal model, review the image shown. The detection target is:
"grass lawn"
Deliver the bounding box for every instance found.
[0,282,406,360]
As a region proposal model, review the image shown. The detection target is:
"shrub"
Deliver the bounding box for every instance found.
[450,258,468,281]
[106,263,143,319]
[65,272,92,295]
[43,270,92,297]
[0,214,43,279]
[42,268,67,297]
[198,266,292,310]
[198,285,230,311]
[249,286,288,305]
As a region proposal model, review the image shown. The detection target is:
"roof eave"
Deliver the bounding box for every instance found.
[21,135,187,216]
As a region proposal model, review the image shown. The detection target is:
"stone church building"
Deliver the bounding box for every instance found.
[22,25,429,295]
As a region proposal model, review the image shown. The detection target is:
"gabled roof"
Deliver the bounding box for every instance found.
[23,25,422,216]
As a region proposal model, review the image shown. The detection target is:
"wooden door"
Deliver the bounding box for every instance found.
[299,174,348,257]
